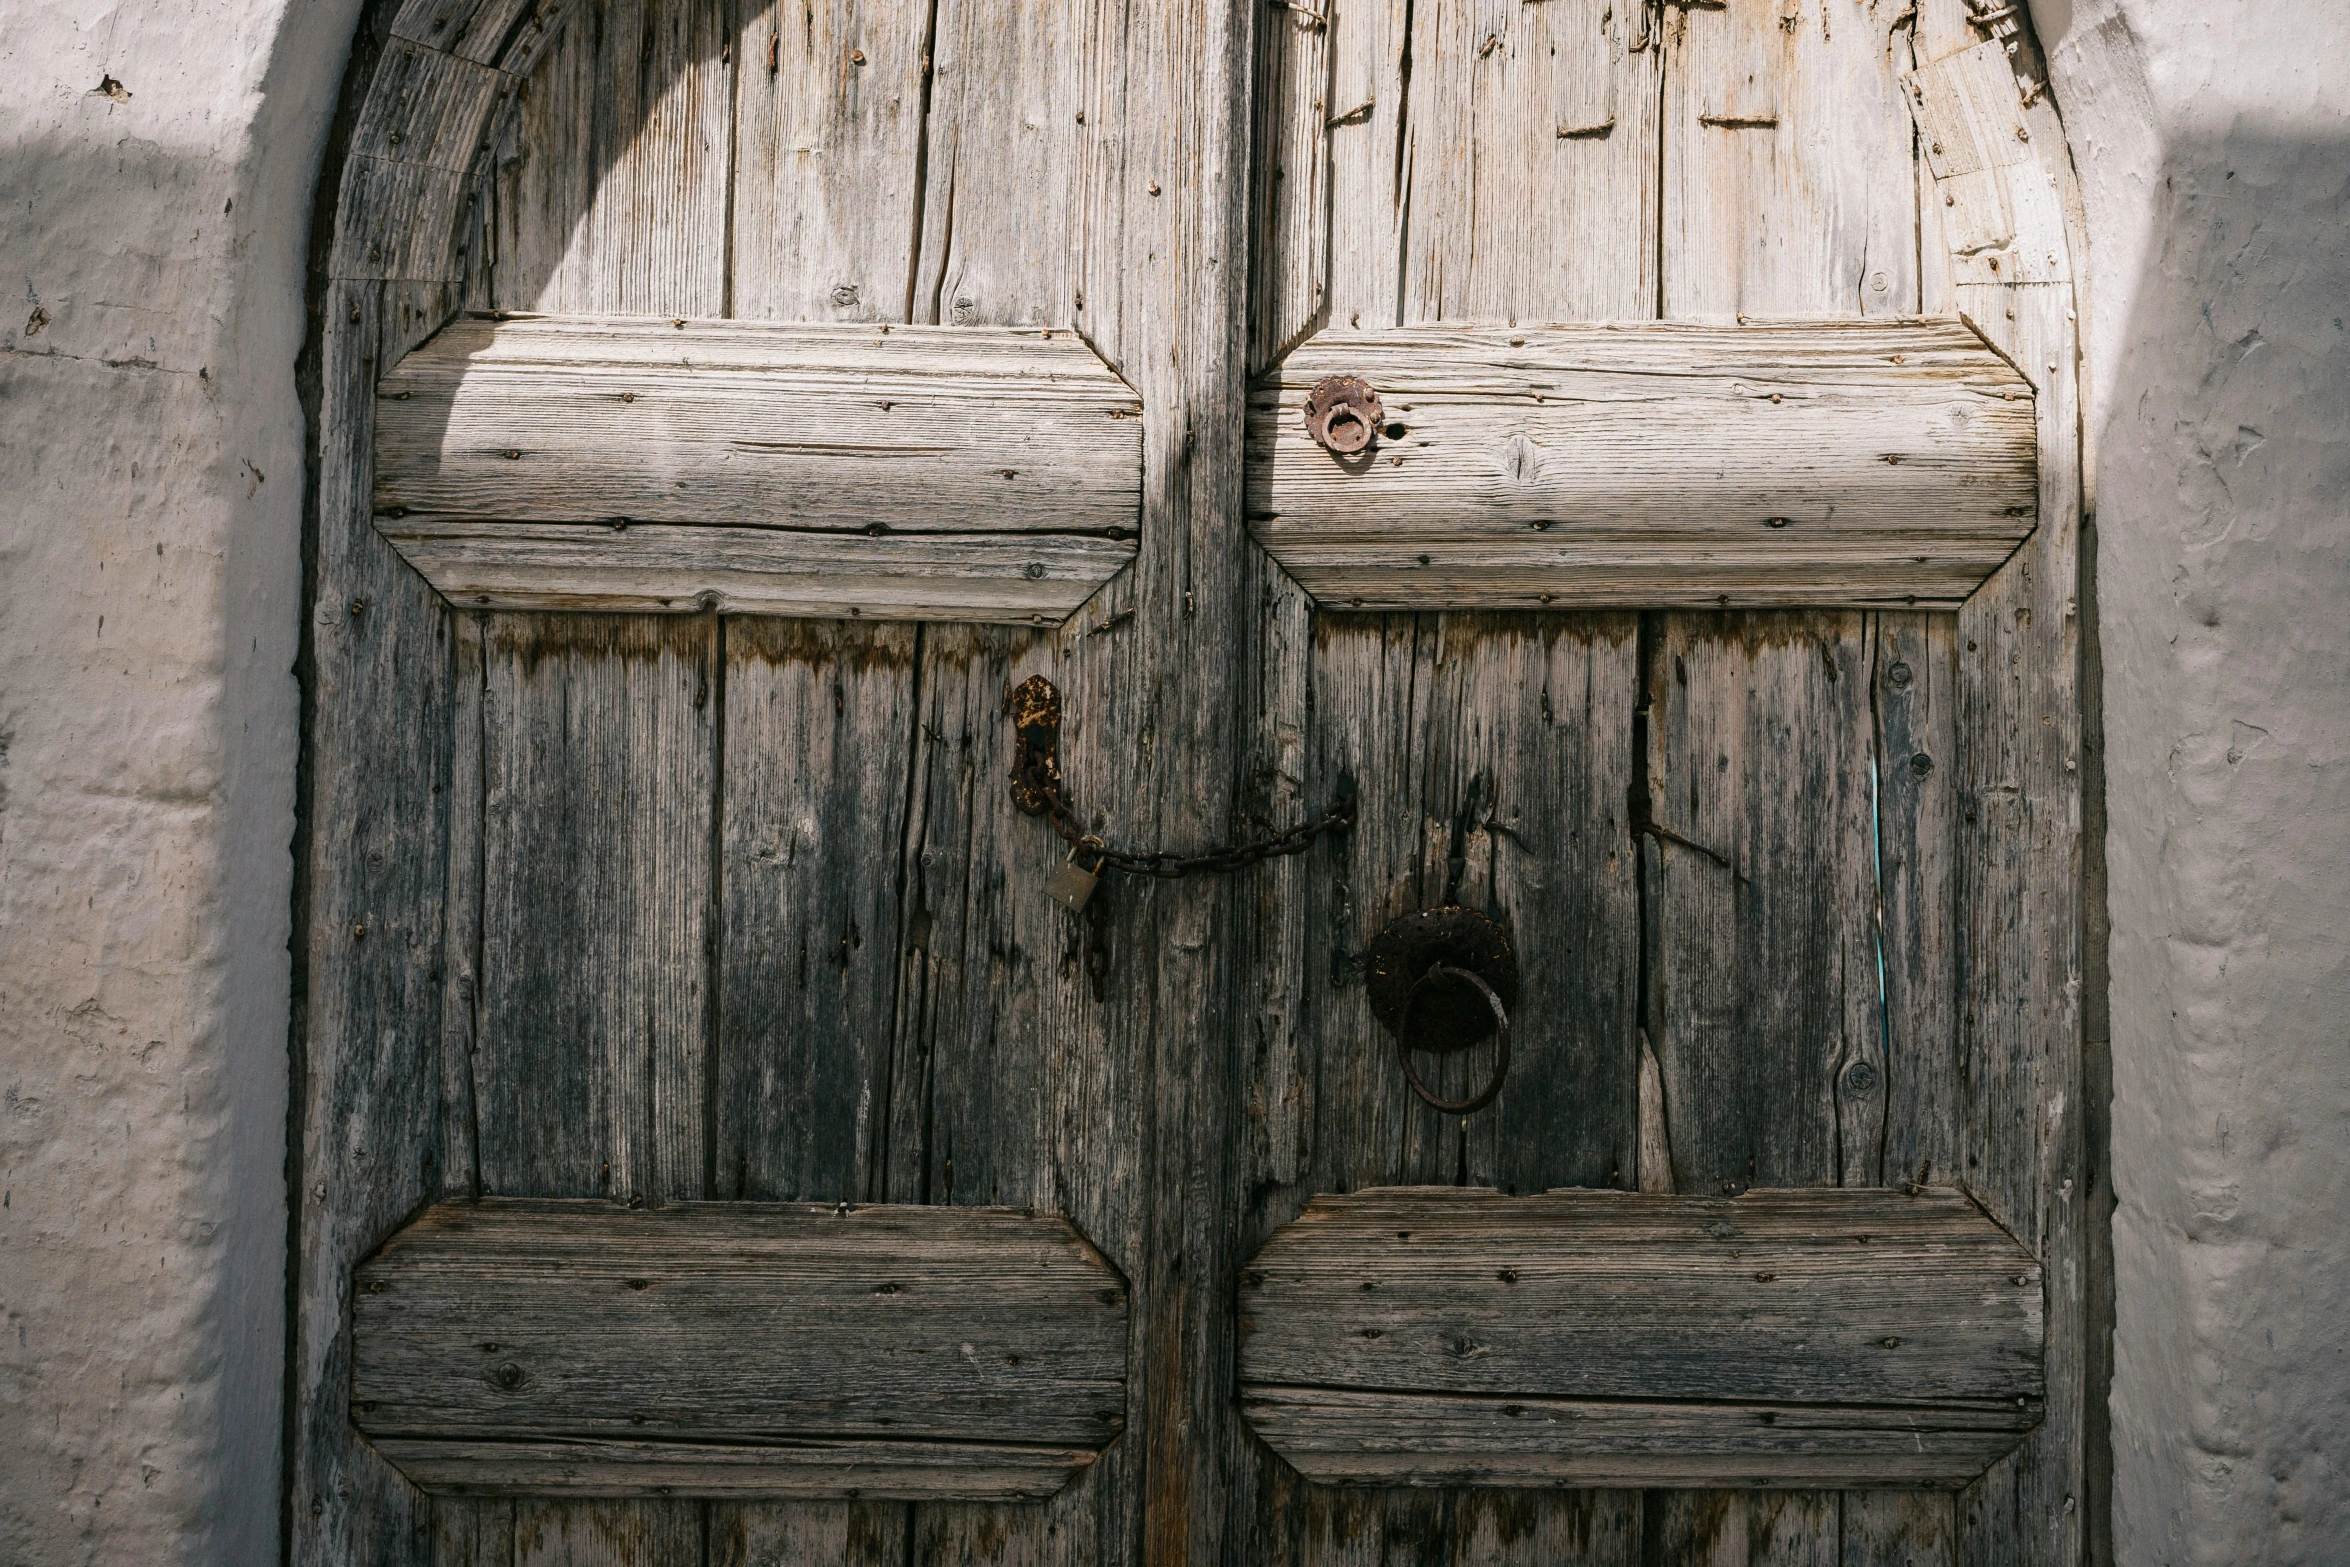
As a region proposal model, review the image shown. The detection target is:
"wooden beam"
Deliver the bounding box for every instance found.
[373,314,1143,622]
[1246,318,2037,609]
[351,1199,1129,1500]
[1237,1187,2043,1489]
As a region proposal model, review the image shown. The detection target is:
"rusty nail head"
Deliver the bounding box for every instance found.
[1304,375,1383,456]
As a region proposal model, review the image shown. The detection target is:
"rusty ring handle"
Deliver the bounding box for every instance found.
[1395,964,1512,1115]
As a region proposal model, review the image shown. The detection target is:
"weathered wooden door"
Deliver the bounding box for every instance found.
[295,0,2089,1560]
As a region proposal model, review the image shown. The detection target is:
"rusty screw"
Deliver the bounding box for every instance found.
[1304,375,1383,456]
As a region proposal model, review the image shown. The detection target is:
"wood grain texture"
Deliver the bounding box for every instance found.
[1246,0,1330,369]
[294,278,471,1567]
[1239,1188,2041,1427]
[1951,274,2087,1567]
[1239,1391,2038,1492]
[1646,0,1961,1550]
[375,316,1142,525]
[1399,0,1659,326]
[378,519,1136,621]
[912,3,1087,330]
[1661,0,1917,322]
[1247,321,2037,610]
[1237,0,1655,1556]
[1905,41,2071,289]
[730,0,932,322]
[350,1198,1128,1497]
[1645,612,1880,1198]
[372,315,1141,619]
[484,0,732,316]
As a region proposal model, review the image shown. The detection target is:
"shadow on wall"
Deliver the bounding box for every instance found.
[2100,121,2350,1564]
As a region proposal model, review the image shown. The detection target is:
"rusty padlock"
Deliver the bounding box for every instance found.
[1303,375,1384,455]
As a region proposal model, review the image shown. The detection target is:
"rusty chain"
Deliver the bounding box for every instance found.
[1012,760,1355,879]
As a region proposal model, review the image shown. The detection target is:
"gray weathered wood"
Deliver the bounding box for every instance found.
[1646,612,1880,1197]
[381,1438,1101,1502]
[1904,6,2090,1560]
[379,519,1137,621]
[1248,321,2037,610]
[1905,41,2072,290]
[1246,0,1330,369]
[372,315,1142,620]
[1661,0,1918,322]
[484,0,732,316]
[1236,0,1654,1557]
[714,618,917,1206]
[1399,0,1660,327]
[297,0,2092,1559]
[349,1198,1129,1498]
[729,0,931,323]
[1238,1188,2042,1490]
[295,277,470,1567]
[1238,1390,2039,1491]
[1645,0,1972,1551]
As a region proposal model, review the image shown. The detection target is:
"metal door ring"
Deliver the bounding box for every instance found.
[1395,964,1512,1114]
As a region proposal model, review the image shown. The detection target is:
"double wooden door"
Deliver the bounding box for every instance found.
[296,0,2089,1561]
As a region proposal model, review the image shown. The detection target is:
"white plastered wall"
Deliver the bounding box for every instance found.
[0,1,2343,1561]
[2034,1,2350,1561]
[0,0,358,1558]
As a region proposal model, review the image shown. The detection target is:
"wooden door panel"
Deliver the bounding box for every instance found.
[1239,1189,2041,1488]
[352,1199,1129,1497]
[716,618,917,1204]
[1645,610,1878,1198]
[299,0,2086,1559]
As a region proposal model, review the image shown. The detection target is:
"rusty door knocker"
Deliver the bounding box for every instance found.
[1365,907,1518,1114]
[1304,375,1384,455]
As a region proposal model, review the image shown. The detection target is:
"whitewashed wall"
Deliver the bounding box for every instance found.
[2040,2,2350,1561]
[0,1,358,1558]
[0,1,2341,1561]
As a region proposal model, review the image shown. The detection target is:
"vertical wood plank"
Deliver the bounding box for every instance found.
[1644,1492,1842,1567]
[1951,279,2085,1567]
[911,2,1085,327]
[296,275,462,1567]
[1248,0,1333,369]
[474,613,714,1203]
[512,1499,702,1566]
[438,610,488,1204]
[730,0,932,321]
[1318,0,1408,332]
[1843,1490,1956,1567]
[1873,612,1961,1196]
[490,0,733,314]
[718,1502,910,1566]
[1661,0,1917,321]
[715,618,918,1205]
[1402,0,1658,324]
[1647,612,1878,1199]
